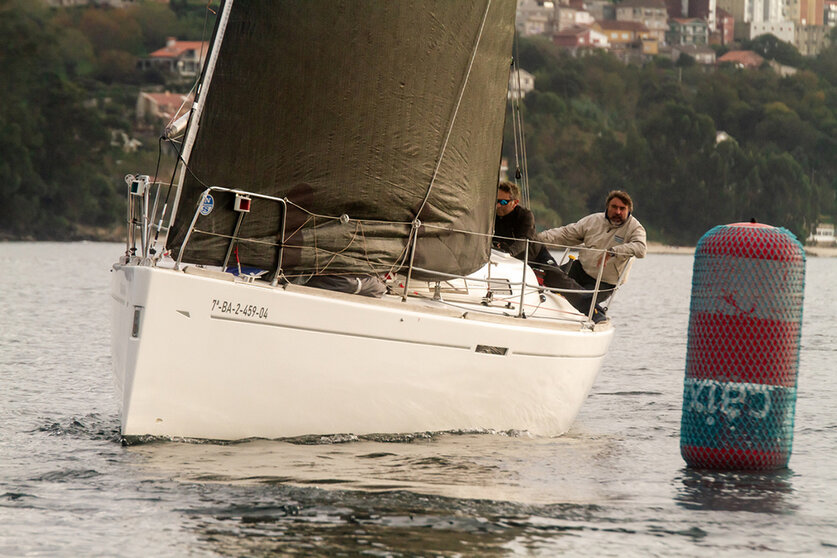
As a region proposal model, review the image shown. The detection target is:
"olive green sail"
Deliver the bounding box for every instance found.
[167,0,516,279]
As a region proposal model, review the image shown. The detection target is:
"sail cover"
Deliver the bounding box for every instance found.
[167,0,515,279]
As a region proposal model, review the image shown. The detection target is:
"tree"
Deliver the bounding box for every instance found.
[745,34,804,67]
[0,0,121,238]
[503,37,831,244]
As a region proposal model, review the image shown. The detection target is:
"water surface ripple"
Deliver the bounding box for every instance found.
[1,243,835,556]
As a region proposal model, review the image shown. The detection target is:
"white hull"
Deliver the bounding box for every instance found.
[110,254,613,441]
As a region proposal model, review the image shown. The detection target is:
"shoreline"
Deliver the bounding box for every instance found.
[2,237,835,258]
[647,241,837,258]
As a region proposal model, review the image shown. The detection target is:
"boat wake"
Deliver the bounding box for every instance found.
[35,413,120,443]
[120,428,536,447]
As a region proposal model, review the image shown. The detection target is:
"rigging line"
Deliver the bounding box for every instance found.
[189,229,279,247]
[386,235,413,278]
[165,0,234,243]
[296,211,412,276]
[156,137,186,230]
[146,137,166,249]
[159,0,219,214]
[310,225,407,276]
[509,95,523,196]
[516,93,530,209]
[357,221,388,276]
[420,222,494,239]
[190,227,399,271]
[167,138,212,191]
[511,29,530,207]
[151,137,164,196]
[316,222,362,273]
[283,198,412,226]
[285,215,312,245]
[509,32,524,202]
[415,0,493,220]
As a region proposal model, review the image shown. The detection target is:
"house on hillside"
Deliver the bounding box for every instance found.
[713,7,735,45]
[509,68,535,99]
[553,25,610,52]
[827,0,837,26]
[796,24,831,56]
[615,0,669,43]
[137,37,209,78]
[593,20,654,48]
[717,49,764,68]
[555,6,596,30]
[670,44,717,63]
[586,0,617,20]
[667,18,710,45]
[516,0,556,36]
[136,91,193,127]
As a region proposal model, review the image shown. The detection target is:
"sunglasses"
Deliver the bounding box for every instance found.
[497,199,512,206]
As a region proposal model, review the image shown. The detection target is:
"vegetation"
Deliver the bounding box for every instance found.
[507,34,837,244]
[0,0,834,245]
[0,0,215,239]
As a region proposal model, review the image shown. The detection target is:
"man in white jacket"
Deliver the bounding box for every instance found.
[537,190,647,321]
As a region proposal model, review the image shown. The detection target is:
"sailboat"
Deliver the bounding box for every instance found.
[110,0,616,442]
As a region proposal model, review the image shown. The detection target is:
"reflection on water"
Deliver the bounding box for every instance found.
[182,485,529,557]
[128,432,626,556]
[675,467,795,513]
[126,431,624,505]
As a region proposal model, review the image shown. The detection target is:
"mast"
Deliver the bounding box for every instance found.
[164,0,235,250]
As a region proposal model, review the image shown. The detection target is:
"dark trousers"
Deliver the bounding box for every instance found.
[538,258,614,316]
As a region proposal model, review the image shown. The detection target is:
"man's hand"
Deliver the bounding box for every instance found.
[597,251,612,268]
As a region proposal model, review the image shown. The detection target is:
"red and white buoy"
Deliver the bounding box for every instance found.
[680,222,805,470]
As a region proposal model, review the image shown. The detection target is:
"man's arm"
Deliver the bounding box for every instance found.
[610,219,647,259]
[536,218,586,248]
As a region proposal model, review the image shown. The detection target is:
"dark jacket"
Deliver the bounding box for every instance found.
[493,205,537,259]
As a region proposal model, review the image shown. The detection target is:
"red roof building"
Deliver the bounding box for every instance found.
[136,91,193,125]
[717,50,765,68]
[553,25,610,50]
[138,37,210,78]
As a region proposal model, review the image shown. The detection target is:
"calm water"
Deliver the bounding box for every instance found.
[1,242,835,556]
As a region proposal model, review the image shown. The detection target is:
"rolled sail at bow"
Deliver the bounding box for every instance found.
[166,0,516,279]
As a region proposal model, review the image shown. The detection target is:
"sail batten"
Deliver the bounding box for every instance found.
[167,0,516,278]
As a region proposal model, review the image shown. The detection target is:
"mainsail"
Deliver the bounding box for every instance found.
[166,0,516,279]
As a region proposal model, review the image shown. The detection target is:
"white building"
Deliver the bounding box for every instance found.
[509,68,535,99]
[808,223,836,246]
[718,0,795,39]
[746,19,796,40]
[555,6,596,31]
[516,0,556,36]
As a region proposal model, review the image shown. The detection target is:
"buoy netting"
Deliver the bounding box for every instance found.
[680,223,805,470]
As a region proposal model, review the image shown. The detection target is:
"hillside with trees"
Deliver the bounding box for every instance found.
[0,0,214,240]
[0,0,835,245]
[507,35,837,244]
